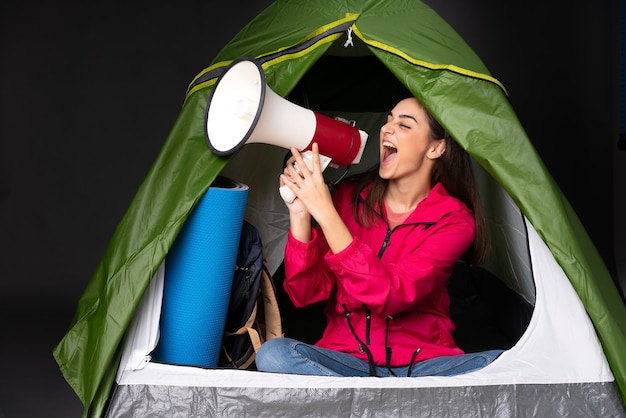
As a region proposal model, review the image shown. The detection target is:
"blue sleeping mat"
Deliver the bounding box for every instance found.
[151,177,248,367]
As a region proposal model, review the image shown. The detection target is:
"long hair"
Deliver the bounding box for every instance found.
[350,101,489,265]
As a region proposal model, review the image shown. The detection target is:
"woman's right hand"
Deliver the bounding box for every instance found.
[280,160,308,214]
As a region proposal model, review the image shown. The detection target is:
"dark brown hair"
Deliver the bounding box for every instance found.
[350,100,489,265]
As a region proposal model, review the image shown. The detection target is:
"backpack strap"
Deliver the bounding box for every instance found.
[222,263,283,369]
[223,303,262,369]
[259,265,284,341]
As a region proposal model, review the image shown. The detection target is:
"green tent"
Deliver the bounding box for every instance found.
[53,1,626,416]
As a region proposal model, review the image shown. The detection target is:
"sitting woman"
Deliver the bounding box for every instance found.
[255,97,503,377]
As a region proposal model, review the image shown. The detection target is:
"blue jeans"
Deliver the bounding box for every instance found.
[255,338,503,377]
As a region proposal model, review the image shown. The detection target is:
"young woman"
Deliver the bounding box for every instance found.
[255,97,502,377]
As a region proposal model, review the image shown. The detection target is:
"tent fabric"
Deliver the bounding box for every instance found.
[53,0,626,416]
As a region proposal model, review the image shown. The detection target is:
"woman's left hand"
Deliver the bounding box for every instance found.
[280,143,335,223]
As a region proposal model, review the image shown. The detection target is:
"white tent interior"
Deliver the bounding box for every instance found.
[105,128,624,416]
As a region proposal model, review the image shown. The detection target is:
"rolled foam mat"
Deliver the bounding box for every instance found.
[151,176,249,367]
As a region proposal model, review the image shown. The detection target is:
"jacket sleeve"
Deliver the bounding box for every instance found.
[325,211,475,316]
[281,184,353,308]
[282,228,337,308]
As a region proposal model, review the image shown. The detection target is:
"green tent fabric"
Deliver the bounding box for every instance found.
[53,1,626,416]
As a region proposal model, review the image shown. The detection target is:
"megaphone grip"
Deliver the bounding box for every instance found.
[279,185,297,204]
[279,151,332,203]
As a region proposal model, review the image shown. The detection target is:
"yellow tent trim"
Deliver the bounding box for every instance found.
[352,25,508,94]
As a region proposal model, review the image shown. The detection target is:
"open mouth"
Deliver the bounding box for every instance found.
[382,141,397,163]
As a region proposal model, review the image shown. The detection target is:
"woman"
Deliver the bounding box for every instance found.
[255,97,502,377]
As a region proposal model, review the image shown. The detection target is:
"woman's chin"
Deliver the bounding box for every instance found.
[378,165,393,179]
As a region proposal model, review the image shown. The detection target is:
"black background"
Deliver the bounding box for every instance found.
[1,1,623,417]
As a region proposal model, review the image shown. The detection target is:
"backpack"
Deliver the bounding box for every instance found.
[220,220,283,369]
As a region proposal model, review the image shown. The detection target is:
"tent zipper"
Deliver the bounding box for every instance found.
[187,20,356,97]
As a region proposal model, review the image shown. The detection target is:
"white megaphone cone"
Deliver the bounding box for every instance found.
[204,57,368,165]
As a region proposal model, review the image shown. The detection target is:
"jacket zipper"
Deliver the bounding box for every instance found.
[377,229,393,258]
[377,222,435,259]
[356,195,436,259]
[364,305,372,345]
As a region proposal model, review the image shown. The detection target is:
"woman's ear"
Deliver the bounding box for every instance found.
[428,139,447,159]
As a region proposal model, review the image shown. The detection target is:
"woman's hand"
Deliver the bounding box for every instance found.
[280,158,308,215]
[280,143,354,253]
[280,144,334,222]
[279,146,319,242]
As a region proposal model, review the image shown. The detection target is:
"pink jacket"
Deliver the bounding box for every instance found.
[283,181,476,367]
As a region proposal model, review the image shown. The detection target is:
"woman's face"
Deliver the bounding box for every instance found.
[378,98,444,182]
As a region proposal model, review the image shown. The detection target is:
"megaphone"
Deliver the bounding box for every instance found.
[204,57,368,167]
